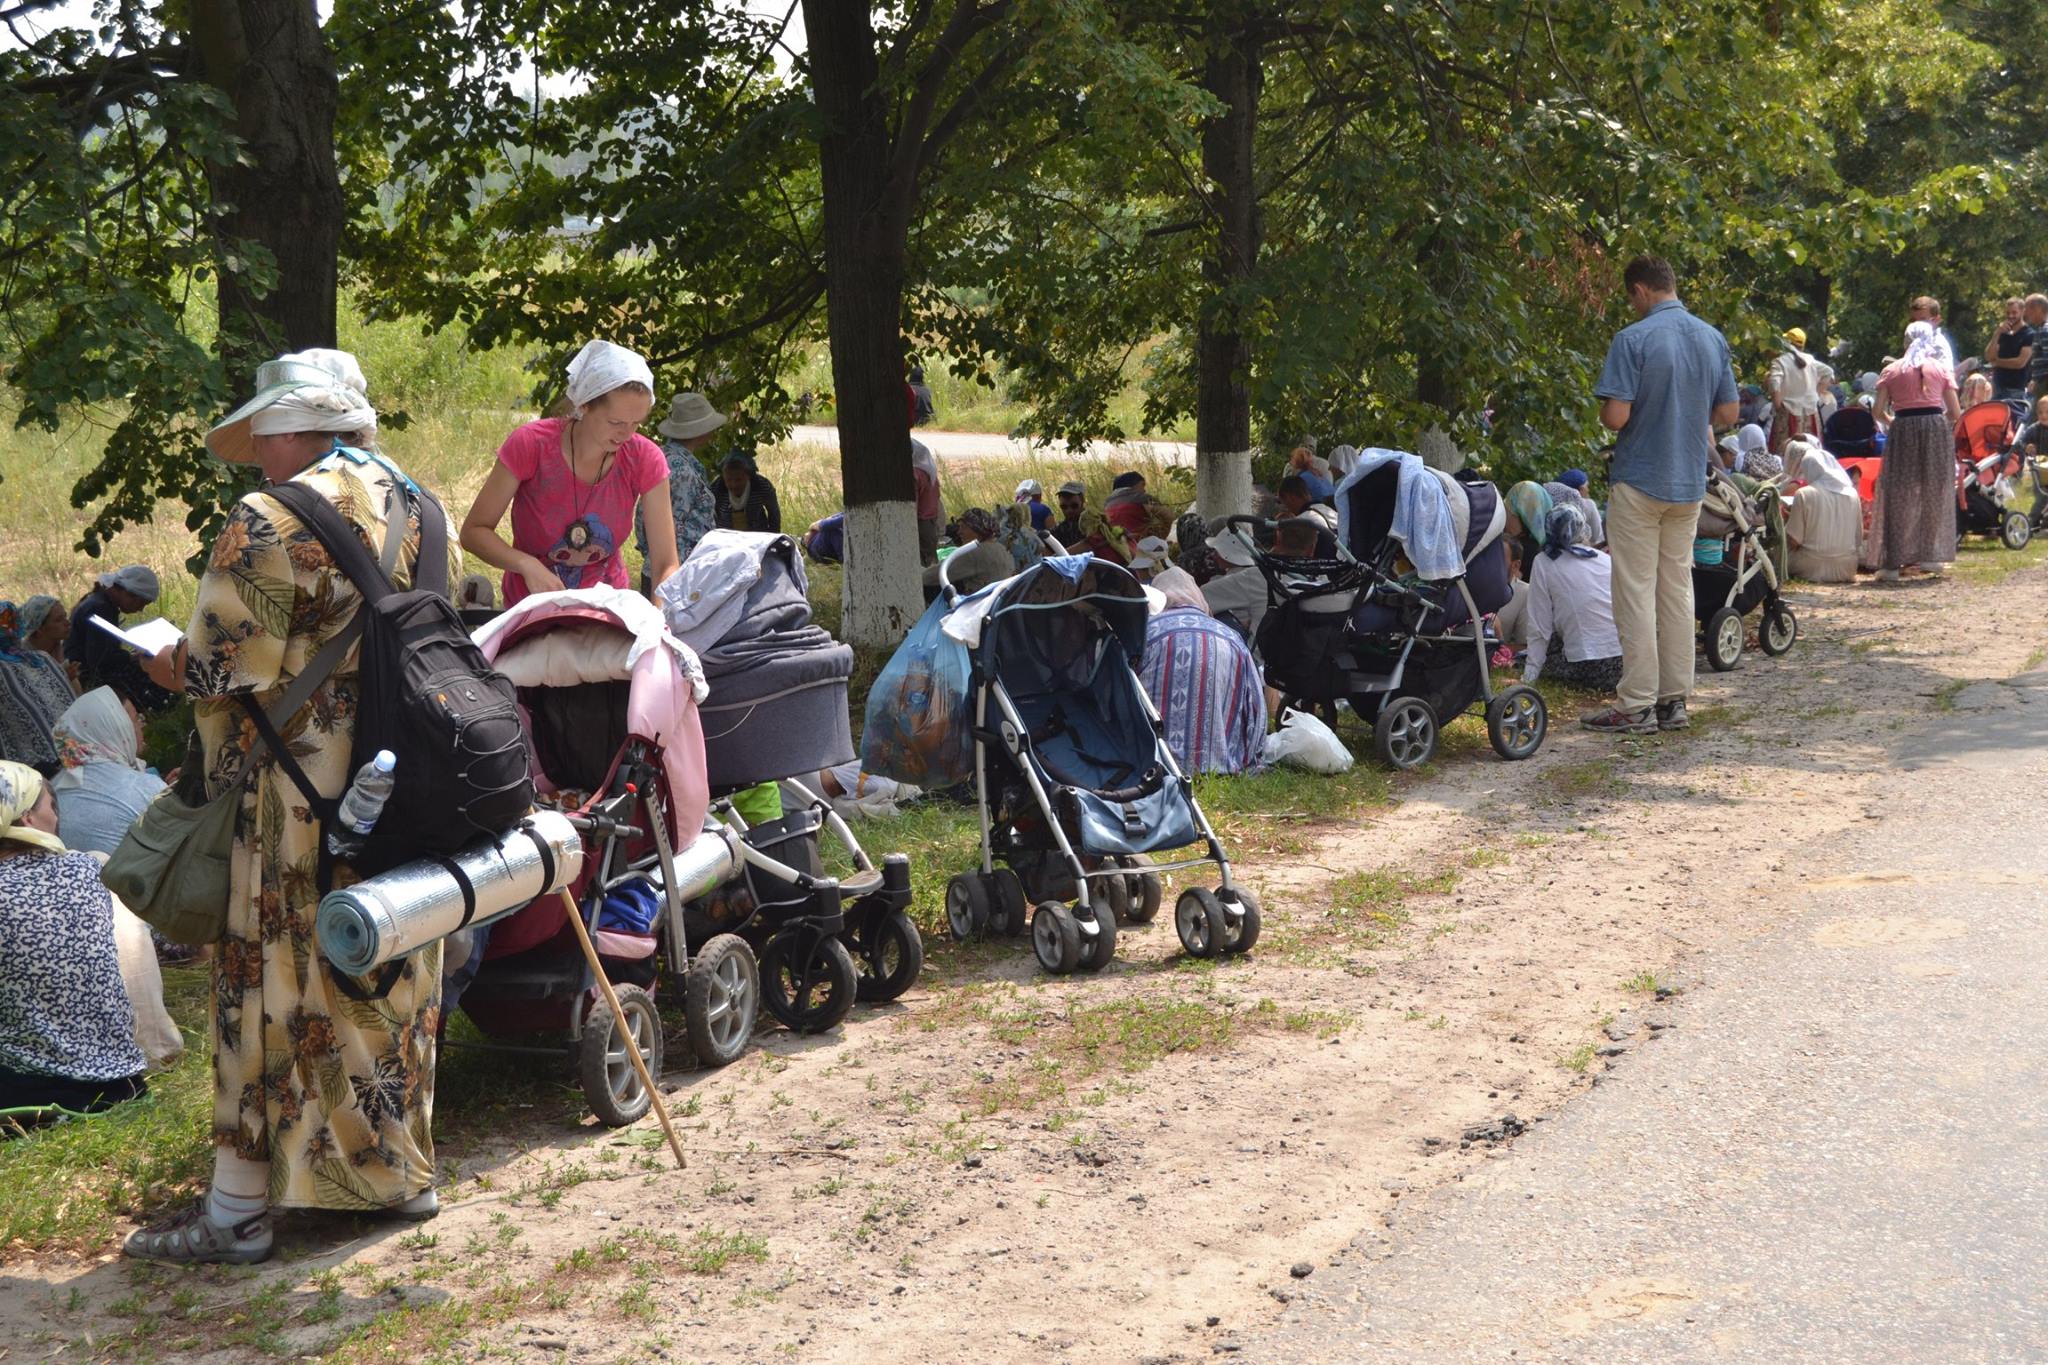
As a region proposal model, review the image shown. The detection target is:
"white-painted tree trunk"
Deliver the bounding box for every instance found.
[840,499,925,648]
[1417,424,1466,474]
[1196,448,1255,522]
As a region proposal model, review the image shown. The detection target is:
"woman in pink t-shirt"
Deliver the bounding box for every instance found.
[1866,321,1961,579]
[460,340,679,605]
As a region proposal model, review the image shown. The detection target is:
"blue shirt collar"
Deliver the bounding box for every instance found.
[1646,298,1688,317]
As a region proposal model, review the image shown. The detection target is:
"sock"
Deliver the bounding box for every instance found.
[205,1149,271,1235]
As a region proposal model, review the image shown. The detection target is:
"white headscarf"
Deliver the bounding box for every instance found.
[1792,439,1855,499]
[1737,423,1768,457]
[1327,444,1360,478]
[1150,566,1209,614]
[50,686,143,790]
[247,348,377,439]
[1903,320,1952,374]
[565,339,656,413]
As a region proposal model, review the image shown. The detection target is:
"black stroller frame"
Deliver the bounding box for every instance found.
[1694,468,1796,672]
[699,778,917,1034]
[1221,497,1546,773]
[938,552,1256,972]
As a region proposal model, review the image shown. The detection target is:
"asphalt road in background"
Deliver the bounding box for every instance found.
[787,425,1196,466]
[1251,670,2048,1362]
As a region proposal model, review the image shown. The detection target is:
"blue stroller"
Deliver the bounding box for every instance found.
[939,554,1253,973]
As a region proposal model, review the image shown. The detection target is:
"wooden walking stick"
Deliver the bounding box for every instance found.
[557,888,687,1170]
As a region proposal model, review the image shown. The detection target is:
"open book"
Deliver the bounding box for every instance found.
[87,614,183,657]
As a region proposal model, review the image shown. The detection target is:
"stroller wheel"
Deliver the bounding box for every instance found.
[2003,510,2032,550]
[1704,607,1744,672]
[945,873,992,942]
[578,984,661,1128]
[759,930,858,1034]
[1174,887,1226,959]
[1031,902,1081,974]
[1217,886,1261,955]
[1096,872,1132,927]
[1076,901,1118,973]
[1114,857,1163,924]
[988,869,1029,937]
[853,909,924,1003]
[1372,697,1439,771]
[1485,685,1548,761]
[1760,602,1798,657]
[684,934,758,1068]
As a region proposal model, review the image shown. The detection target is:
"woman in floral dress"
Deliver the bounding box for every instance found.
[125,350,457,1265]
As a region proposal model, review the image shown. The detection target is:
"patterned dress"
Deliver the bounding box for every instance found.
[184,453,457,1211]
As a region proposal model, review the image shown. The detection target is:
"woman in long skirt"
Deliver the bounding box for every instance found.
[1866,321,1961,580]
[124,351,456,1265]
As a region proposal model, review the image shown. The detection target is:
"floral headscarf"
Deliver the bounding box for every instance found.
[1506,482,1553,539]
[52,687,143,780]
[0,760,65,852]
[16,595,62,642]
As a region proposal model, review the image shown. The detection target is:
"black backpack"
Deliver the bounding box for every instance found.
[259,476,533,881]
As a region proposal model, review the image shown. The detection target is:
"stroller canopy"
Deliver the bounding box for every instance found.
[1336,451,1504,580]
[976,556,1151,686]
[1822,405,1878,458]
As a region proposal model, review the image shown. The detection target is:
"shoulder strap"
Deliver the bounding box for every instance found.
[265,479,394,606]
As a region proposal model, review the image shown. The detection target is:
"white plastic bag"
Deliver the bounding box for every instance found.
[1265,708,1354,774]
[818,760,923,820]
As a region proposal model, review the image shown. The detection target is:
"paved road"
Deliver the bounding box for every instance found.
[1252,671,2048,1362]
[785,424,1195,467]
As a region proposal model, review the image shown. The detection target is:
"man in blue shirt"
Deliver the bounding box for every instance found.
[1585,256,1739,735]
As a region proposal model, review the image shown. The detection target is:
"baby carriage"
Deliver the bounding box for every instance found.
[1950,405,2029,550]
[1227,450,1548,772]
[460,588,761,1126]
[940,554,1252,971]
[1693,469,1796,672]
[662,531,919,1031]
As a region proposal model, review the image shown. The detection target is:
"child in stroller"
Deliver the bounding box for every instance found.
[939,554,1254,972]
[1227,449,1548,772]
[1692,467,1797,671]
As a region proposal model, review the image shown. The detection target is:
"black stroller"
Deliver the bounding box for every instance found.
[664,531,919,1033]
[1226,454,1547,772]
[940,556,1253,972]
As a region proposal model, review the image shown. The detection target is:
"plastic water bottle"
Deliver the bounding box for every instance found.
[327,750,397,860]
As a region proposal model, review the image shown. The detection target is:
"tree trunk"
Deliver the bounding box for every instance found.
[1193,25,1262,521]
[185,0,343,367]
[803,0,923,648]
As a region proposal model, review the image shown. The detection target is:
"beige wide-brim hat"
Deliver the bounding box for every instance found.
[658,393,727,441]
[204,352,374,465]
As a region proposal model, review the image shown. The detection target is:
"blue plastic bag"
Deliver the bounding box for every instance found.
[861,595,975,787]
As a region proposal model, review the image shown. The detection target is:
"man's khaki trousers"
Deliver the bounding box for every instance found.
[1606,481,1702,715]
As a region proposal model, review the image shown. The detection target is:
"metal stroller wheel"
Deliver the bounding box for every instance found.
[578,984,661,1128]
[758,930,858,1034]
[1217,886,1261,955]
[684,934,758,1068]
[1076,901,1118,973]
[2003,510,2032,550]
[1175,887,1227,959]
[1704,607,1744,672]
[1485,685,1548,761]
[1031,902,1081,974]
[853,909,924,1003]
[1372,697,1438,771]
[945,873,992,942]
[1114,857,1163,924]
[1760,602,1798,657]
[989,869,1029,937]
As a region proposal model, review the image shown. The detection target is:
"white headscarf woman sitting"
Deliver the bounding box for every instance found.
[1783,439,1860,583]
[49,686,165,856]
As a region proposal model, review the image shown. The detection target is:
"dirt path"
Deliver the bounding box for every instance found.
[9,558,2045,1364]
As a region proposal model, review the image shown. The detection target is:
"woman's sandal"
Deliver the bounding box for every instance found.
[123,1202,273,1265]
